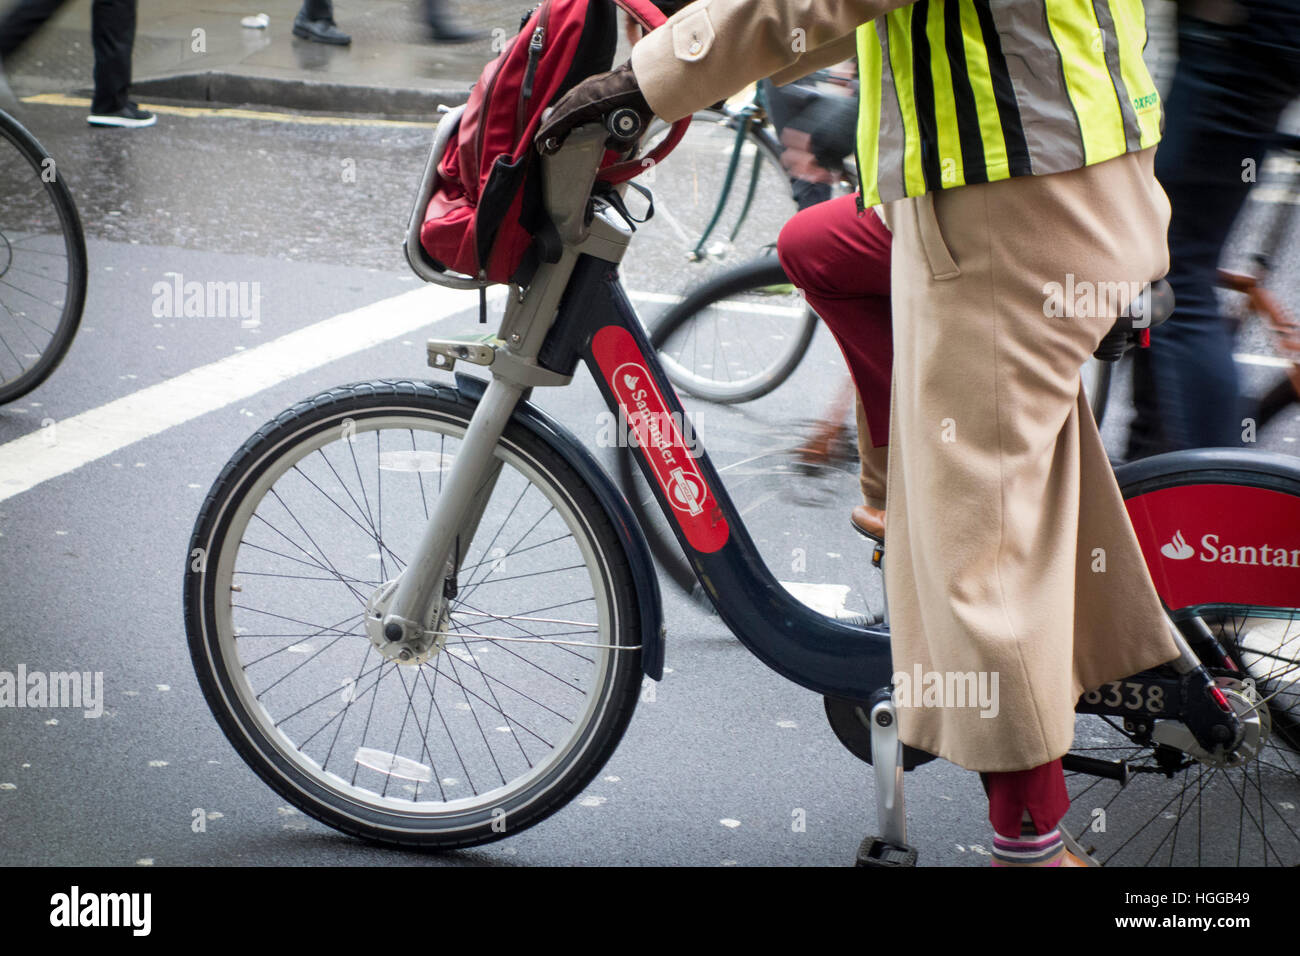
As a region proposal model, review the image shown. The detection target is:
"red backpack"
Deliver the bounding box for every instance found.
[419,0,687,286]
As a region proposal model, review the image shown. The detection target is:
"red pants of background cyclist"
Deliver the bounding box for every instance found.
[777,194,1071,865]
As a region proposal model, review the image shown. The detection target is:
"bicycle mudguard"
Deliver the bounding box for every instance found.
[1117,448,1300,613]
[454,371,666,680]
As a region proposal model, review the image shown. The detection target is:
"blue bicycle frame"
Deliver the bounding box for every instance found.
[556,250,893,700]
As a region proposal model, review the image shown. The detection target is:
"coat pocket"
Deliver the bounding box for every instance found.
[915,192,960,281]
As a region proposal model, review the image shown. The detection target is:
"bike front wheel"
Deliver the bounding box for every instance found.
[185,380,644,848]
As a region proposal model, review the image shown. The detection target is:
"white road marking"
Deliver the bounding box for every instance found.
[1250,186,1300,206]
[780,580,852,618]
[1235,352,1293,369]
[0,286,490,503]
[628,289,803,318]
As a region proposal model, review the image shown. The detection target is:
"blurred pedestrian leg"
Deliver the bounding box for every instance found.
[0,0,153,126]
[0,0,67,57]
[1126,1,1300,457]
[424,0,483,44]
[294,0,350,45]
[90,0,135,113]
[87,0,151,125]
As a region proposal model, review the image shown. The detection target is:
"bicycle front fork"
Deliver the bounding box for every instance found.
[376,375,525,652]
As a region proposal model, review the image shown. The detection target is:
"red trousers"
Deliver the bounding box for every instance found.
[776,195,1069,836]
[776,196,893,449]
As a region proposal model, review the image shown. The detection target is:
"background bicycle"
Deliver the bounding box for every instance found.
[1212,130,1300,433]
[621,73,856,290]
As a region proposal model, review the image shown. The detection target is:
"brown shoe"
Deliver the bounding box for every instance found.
[1059,851,1089,867]
[851,505,885,542]
[1059,829,1100,866]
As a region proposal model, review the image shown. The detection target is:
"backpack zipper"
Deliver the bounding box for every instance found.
[472,2,548,194]
[522,26,546,100]
[517,6,550,138]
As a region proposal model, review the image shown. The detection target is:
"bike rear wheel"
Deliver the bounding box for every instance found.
[1063,458,1300,866]
[0,110,87,404]
[185,381,643,848]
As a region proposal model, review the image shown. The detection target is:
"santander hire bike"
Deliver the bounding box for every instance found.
[184,107,1300,866]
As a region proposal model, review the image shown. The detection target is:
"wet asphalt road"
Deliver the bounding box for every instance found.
[0,97,1298,867]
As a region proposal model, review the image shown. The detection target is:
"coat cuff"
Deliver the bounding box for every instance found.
[630,9,731,122]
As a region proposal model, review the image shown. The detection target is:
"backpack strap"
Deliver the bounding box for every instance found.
[612,0,671,31]
[598,0,692,184]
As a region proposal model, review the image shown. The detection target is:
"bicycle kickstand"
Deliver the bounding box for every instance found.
[856,694,919,867]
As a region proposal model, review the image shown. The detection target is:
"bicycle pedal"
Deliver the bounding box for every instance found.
[849,525,884,568]
[849,517,884,544]
[855,835,918,868]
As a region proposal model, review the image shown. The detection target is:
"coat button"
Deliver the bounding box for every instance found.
[688,36,702,55]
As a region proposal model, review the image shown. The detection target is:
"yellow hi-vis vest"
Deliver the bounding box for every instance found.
[855,0,1163,207]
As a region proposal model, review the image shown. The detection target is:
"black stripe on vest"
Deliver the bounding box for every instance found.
[972,0,1032,178]
[909,2,942,192]
[943,0,988,185]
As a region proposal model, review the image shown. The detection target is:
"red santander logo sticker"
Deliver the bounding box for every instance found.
[1127,483,1300,610]
[592,326,729,553]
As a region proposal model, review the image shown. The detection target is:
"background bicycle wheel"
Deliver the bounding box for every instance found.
[0,111,87,404]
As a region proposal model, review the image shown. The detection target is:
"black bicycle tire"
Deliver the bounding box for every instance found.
[0,110,88,405]
[185,380,644,849]
[651,256,818,405]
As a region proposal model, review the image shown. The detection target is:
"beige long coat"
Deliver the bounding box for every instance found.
[631,0,1183,771]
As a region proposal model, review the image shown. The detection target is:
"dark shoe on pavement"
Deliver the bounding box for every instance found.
[87,103,156,128]
[428,13,487,43]
[293,13,352,45]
